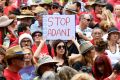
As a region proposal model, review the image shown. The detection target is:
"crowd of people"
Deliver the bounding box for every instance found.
[0,0,120,80]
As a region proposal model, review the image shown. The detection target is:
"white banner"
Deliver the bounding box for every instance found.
[43,15,75,40]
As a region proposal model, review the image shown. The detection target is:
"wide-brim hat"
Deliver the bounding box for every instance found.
[92,1,107,7]
[65,4,77,14]
[5,45,25,60]
[80,41,94,55]
[32,6,47,15]
[16,15,34,19]
[36,55,58,74]
[0,16,14,27]
[108,27,120,35]
[37,55,58,67]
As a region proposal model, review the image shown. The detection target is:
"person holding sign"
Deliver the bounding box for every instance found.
[52,40,69,69]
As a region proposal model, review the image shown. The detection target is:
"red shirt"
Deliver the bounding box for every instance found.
[4,6,16,15]
[32,43,49,56]
[4,68,21,80]
[90,10,101,23]
[104,75,120,80]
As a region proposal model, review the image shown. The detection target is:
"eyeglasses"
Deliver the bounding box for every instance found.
[57,45,65,49]
[22,39,31,43]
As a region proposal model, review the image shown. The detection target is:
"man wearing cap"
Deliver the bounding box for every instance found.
[3,45,25,80]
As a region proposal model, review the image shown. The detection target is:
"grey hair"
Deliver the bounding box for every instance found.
[58,66,79,80]
[41,71,60,80]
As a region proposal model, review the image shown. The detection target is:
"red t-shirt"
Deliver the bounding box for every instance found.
[4,68,21,80]
[90,10,101,23]
[32,43,49,56]
[104,75,120,80]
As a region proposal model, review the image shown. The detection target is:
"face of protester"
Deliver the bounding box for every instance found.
[33,32,42,42]
[36,15,43,26]
[109,33,119,42]
[23,48,33,62]
[12,56,25,70]
[21,38,32,48]
[92,28,103,40]
[56,42,65,56]
[95,4,103,14]
[81,14,91,28]
[114,5,120,17]
[97,65,104,74]
[89,49,96,59]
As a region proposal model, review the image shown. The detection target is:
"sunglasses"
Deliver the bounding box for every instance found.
[34,34,42,37]
[57,45,65,49]
[84,18,91,21]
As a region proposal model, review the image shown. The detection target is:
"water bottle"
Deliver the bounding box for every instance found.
[3,36,10,48]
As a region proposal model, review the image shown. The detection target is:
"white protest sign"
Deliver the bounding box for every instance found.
[43,15,75,40]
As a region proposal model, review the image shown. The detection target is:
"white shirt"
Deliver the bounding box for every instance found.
[105,44,120,66]
[76,25,93,39]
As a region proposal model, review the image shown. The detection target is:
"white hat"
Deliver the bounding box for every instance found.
[19,33,34,45]
[0,16,14,27]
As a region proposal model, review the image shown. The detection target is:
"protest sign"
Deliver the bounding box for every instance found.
[43,15,75,40]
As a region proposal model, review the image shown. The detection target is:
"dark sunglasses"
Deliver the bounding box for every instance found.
[84,18,91,21]
[57,45,65,49]
[34,34,42,37]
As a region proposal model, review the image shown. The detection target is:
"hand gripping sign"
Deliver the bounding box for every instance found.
[43,15,75,40]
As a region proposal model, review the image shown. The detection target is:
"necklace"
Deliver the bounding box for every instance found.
[108,44,117,54]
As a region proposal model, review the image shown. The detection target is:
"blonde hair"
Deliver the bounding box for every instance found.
[71,73,95,80]
[99,20,111,32]
[102,8,116,27]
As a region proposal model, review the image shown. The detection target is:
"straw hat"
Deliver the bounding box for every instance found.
[37,55,58,67]
[0,16,14,27]
[16,15,34,19]
[5,45,24,59]
[32,6,47,15]
[20,9,34,15]
[80,41,94,55]
[65,4,77,14]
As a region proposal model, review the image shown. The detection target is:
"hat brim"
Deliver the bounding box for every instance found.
[32,31,42,37]
[81,46,94,55]
[92,3,106,7]
[108,31,120,35]
[0,19,14,27]
[65,8,77,14]
[16,15,34,19]
[36,61,58,75]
